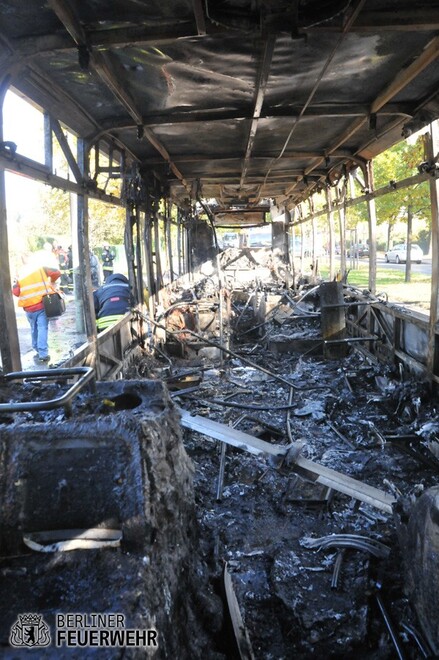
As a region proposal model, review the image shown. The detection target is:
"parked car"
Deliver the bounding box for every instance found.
[384,243,423,264]
[347,244,369,258]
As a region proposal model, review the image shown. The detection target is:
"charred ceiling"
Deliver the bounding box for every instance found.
[1,0,439,211]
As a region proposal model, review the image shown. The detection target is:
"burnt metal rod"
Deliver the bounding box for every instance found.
[368,422,387,449]
[323,336,378,344]
[400,622,430,659]
[238,317,280,336]
[286,387,294,444]
[384,434,421,441]
[154,344,173,370]
[0,367,95,413]
[331,549,345,590]
[302,534,390,558]
[283,285,321,309]
[370,306,393,343]
[216,441,228,501]
[322,301,375,308]
[291,313,321,319]
[343,373,354,393]
[375,591,406,660]
[327,421,356,449]
[149,318,328,392]
[217,254,225,365]
[170,386,201,398]
[197,398,299,411]
[235,291,254,327]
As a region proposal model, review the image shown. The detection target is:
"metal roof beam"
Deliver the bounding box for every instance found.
[47,0,190,192]
[91,102,412,136]
[239,36,276,192]
[12,23,199,57]
[371,35,439,114]
[141,150,353,165]
[91,51,143,126]
[11,7,439,58]
[286,35,439,199]
[92,56,190,191]
[47,0,87,46]
[339,8,439,33]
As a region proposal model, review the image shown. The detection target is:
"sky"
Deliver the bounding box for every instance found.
[3,91,46,224]
[3,90,44,162]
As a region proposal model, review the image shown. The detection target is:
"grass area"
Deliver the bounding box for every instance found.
[318,261,431,312]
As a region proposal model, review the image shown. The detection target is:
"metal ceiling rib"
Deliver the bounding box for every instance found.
[1,0,439,210]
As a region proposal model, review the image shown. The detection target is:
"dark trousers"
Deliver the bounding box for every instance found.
[103,267,113,282]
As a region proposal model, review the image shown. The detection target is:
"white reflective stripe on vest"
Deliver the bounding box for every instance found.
[19,283,47,301]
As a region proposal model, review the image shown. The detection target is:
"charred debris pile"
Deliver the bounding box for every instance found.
[142,256,439,658]
[1,256,439,658]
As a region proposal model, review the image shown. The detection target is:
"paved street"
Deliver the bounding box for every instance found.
[331,255,432,277]
[376,256,432,277]
[16,296,87,371]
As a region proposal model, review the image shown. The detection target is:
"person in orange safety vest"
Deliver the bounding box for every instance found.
[12,265,61,364]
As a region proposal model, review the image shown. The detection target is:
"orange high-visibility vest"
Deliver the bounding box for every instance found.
[17,270,54,308]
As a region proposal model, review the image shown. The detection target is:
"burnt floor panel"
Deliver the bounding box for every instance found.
[167,342,439,659]
[1,328,439,657]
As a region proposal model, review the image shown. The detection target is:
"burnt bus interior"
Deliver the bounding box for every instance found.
[1,1,439,657]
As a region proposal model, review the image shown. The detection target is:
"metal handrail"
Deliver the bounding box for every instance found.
[0,367,95,413]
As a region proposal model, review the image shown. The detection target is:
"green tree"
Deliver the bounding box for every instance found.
[38,186,71,239]
[36,131,126,250]
[373,135,431,251]
[88,198,125,249]
[37,181,125,251]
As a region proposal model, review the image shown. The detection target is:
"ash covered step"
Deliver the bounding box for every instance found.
[0,380,221,658]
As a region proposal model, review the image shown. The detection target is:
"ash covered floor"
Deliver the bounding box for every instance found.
[1,289,439,658]
[162,346,439,659]
[133,285,439,659]
[15,295,87,371]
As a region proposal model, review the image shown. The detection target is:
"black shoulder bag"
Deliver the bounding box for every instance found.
[40,269,66,318]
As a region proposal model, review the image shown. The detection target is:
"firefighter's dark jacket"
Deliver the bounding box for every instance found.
[93,273,132,320]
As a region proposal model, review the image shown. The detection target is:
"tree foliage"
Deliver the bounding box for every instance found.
[88,198,126,249]
[38,185,71,241]
[35,131,126,250]
[342,133,432,250]
[373,134,431,247]
[37,187,126,250]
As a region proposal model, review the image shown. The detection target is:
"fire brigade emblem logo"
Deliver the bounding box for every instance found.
[9,613,51,647]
